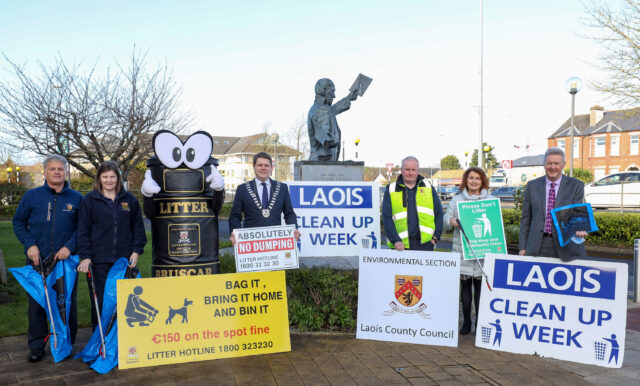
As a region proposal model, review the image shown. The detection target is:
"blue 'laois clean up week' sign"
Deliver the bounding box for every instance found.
[476,254,627,368]
[288,182,381,257]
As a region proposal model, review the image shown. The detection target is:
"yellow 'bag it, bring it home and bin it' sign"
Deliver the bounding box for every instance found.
[117,270,290,369]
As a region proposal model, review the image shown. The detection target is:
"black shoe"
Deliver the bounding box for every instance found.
[27,349,44,362]
[460,320,471,335]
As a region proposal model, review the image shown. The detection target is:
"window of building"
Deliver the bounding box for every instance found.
[557,139,565,151]
[595,136,606,157]
[609,166,619,175]
[631,134,639,156]
[573,139,579,158]
[611,135,620,156]
[594,167,606,180]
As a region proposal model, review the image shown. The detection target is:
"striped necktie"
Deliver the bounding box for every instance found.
[544,182,556,233]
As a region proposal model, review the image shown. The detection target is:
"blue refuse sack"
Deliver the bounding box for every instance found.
[75,257,140,374]
[9,255,79,363]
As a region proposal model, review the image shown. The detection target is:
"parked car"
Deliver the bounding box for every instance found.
[584,172,640,209]
[437,186,460,201]
[491,186,518,202]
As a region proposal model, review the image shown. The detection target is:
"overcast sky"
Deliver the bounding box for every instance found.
[1,0,611,167]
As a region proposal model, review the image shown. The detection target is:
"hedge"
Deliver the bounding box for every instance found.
[501,208,639,248]
[0,205,18,217]
[286,268,358,331]
[587,213,640,248]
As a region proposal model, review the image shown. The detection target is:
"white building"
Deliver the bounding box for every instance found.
[213,134,301,194]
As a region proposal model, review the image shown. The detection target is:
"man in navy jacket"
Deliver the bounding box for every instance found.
[229,152,300,245]
[12,155,83,362]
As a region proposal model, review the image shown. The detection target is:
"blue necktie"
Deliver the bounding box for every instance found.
[261,182,269,208]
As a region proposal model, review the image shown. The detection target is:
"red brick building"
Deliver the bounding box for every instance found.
[548,105,640,180]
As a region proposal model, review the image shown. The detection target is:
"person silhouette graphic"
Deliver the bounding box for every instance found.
[489,319,502,346]
[367,231,378,249]
[479,213,492,236]
[125,286,158,327]
[603,334,619,364]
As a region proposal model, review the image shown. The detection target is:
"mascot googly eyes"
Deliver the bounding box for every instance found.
[141,130,225,197]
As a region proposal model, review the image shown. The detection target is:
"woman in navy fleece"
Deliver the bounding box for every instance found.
[77,161,146,331]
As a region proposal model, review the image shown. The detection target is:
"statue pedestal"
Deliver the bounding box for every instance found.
[293,160,368,270]
[294,160,364,182]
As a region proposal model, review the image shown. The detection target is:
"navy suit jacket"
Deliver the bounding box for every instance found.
[518,175,587,261]
[229,179,297,233]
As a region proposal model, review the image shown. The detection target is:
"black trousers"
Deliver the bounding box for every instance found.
[85,262,114,332]
[27,278,78,351]
[408,239,435,251]
[460,277,481,325]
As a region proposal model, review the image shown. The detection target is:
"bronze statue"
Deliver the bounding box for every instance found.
[307,74,371,161]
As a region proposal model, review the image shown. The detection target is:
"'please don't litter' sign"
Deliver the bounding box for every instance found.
[457,198,507,260]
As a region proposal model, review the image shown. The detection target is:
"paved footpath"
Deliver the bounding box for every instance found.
[2,324,640,385]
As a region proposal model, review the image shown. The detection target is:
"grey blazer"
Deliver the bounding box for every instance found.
[518,175,587,261]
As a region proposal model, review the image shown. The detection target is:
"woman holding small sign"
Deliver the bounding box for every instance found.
[443,167,493,335]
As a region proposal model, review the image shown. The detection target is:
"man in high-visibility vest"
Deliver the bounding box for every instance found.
[382,156,443,251]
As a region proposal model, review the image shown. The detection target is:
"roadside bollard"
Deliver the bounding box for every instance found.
[635,239,640,303]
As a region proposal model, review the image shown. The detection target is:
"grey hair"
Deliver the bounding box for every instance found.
[44,154,68,170]
[544,147,565,163]
[401,156,419,169]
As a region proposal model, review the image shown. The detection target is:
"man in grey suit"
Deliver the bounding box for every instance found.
[519,148,588,261]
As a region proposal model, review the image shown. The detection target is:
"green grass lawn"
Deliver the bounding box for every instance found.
[0,221,234,337]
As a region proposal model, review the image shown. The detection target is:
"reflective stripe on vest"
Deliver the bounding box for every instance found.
[387,181,436,248]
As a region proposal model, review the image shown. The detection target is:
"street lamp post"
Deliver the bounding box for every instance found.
[565,77,583,177]
[354,138,360,160]
[483,145,491,170]
[16,166,20,184]
[6,167,12,183]
[270,133,279,180]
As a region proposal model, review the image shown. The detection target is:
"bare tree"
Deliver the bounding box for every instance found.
[0,144,19,164]
[257,119,275,151]
[584,0,640,108]
[283,115,309,161]
[0,48,192,182]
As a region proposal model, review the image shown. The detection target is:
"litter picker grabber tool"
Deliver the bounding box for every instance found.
[88,265,106,359]
[38,256,57,348]
[456,218,493,291]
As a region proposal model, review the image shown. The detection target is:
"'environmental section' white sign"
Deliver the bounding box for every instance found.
[288,182,381,257]
[357,249,461,347]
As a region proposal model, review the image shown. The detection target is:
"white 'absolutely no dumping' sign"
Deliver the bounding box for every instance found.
[234,225,298,272]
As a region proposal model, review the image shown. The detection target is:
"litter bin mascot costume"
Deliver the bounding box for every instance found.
[141,130,225,277]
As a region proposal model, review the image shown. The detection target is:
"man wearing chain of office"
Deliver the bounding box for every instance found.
[229,152,300,245]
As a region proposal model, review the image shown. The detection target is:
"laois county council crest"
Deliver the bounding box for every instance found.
[384,275,430,318]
